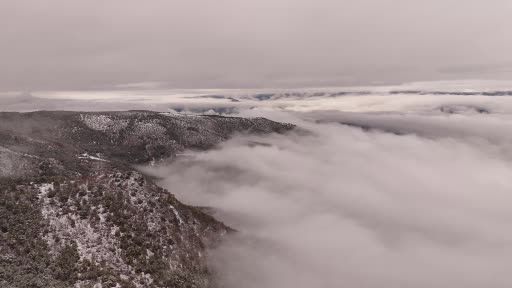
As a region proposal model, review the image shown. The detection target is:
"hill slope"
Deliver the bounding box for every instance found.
[0,111,294,288]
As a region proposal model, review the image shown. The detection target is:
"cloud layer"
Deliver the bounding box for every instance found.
[141,95,512,287]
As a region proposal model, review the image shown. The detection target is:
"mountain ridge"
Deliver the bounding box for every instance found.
[0,110,294,288]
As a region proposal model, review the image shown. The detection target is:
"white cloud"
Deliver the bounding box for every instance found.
[142,91,512,287]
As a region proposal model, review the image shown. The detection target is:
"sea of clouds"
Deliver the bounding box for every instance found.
[4,80,512,287]
[146,106,512,288]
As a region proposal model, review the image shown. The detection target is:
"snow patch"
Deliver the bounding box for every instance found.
[80,114,129,132]
[78,153,108,162]
[170,204,184,225]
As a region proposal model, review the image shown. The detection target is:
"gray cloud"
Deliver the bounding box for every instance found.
[1,0,512,91]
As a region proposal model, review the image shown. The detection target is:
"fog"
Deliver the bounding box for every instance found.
[140,96,512,287]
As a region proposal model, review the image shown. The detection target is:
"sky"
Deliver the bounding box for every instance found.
[1,0,512,91]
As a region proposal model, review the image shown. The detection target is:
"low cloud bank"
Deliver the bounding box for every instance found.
[5,80,512,113]
[145,108,512,288]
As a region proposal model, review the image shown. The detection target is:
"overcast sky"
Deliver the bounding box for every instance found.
[1,0,512,91]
